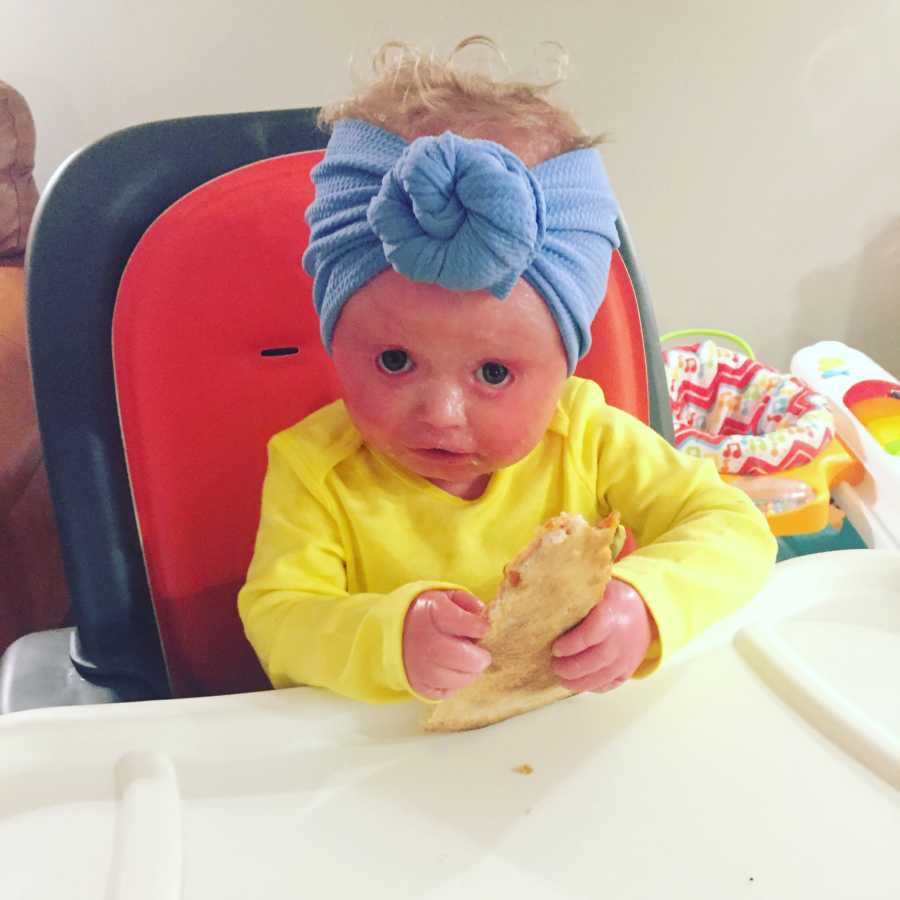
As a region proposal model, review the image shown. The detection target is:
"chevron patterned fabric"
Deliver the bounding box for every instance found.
[664,340,834,476]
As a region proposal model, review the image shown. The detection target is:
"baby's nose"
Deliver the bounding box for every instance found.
[417,380,467,429]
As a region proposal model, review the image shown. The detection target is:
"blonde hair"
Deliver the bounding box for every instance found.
[318,36,603,166]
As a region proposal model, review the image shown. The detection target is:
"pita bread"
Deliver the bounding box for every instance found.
[422,511,620,732]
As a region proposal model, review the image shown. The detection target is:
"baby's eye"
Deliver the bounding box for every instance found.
[476,361,511,387]
[377,349,412,374]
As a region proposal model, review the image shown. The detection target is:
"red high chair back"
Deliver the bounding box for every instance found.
[113,147,668,696]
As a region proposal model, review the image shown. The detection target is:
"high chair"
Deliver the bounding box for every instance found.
[0,109,672,712]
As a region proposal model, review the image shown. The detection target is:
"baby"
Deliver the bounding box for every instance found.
[238,39,777,704]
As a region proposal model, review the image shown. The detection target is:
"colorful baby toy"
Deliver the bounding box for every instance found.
[663,335,863,536]
[792,341,900,548]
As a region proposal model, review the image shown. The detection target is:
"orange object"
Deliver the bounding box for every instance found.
[723,438,863,536]
[1,81,69,653]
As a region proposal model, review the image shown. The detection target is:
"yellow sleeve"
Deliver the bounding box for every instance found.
[578,391,778,674]
[238,436,457,703]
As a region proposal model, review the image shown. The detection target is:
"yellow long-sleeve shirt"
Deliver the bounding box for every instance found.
[238,376,777,702]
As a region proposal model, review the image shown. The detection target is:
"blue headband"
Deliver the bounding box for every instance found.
[302,118,620,373]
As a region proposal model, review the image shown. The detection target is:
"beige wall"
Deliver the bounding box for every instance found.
[3,0,898,372]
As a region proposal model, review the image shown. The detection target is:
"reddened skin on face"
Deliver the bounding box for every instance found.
[331,269,569,500]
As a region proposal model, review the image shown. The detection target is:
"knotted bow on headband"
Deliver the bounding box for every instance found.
[302,118,620,373]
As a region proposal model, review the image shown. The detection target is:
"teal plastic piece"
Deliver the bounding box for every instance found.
[776,517,867,562]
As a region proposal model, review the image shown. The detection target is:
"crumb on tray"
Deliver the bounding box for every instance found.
[513,764,534,775]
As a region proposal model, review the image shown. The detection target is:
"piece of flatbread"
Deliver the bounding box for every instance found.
[422,511,620,732]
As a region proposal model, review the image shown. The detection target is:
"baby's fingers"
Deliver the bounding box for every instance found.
[430,634,492,675]
[558,667,627,694]
[420,665,485,697]
[430,591,490,640]
[447,590,487,616]
[552,601,613,658]
[551,640,618,681]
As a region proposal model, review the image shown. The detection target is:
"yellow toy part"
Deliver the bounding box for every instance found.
[723,438,864,536]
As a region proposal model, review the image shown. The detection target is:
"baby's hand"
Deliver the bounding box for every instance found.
[403,590,492,700]
[551,578,654,693]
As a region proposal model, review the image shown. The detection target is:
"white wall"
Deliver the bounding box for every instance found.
[3,0,899,372]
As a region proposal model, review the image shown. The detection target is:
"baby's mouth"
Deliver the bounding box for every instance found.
[417,447,468,457]
[412,446,478,463]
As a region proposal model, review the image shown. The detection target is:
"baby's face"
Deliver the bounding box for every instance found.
[332,270,568,495]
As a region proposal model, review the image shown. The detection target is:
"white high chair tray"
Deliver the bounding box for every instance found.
[2,550,898,900]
